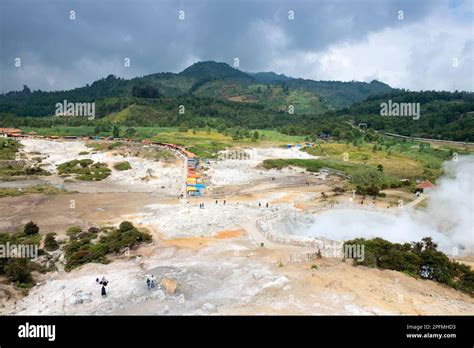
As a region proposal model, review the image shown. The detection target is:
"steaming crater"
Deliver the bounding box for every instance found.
[277,156,474,256]
[293,209,452,249]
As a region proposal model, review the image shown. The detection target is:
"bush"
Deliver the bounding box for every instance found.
[5,259,33,285]
[88,227,100,234]
[119,221,134,232]
[57,159,111,181]
[25,166,50,176]
[66,226,82,239]
[64,222,152,271]
[44,233,59,251]
[24,221,39,236]
[113,161,132,171]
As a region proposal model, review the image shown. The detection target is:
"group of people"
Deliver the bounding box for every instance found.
[96,276,109,298]
[258,202,269,208]
[146,274,156,290]
[96,274,157,298]
[200,200,227,208]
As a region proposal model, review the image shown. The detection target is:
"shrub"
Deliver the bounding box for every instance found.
[88,227,100,234]
[24,221,39,236]
[44,233,59,251]
[64,222,151,271]
[119,221,135,232]
[5,259,33,285]
[113,161,132,171]
[66,226,82,239]
[57,159,110,181]
[25,166,50,176]
[141,232,152,243]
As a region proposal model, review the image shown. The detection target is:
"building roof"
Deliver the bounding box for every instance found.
[416,180,436,189]
[0,128,22,134]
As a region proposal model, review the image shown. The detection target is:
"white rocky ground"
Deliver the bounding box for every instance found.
[131,201,295,238]
[8,237,474,316]
[5,236,402,316]
[6,238,291,315]
[4,139,473,316]
[20,139,182,193]
[205,147,317,187]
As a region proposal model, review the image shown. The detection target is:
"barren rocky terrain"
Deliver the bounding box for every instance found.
[0,139,472,315]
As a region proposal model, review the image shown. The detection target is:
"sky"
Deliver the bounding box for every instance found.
[0,0,473,93]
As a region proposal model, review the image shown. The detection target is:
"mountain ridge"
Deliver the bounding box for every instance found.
[0,60,395,117]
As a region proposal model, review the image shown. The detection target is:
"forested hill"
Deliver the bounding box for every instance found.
[343,91,474,141]
[1,61,472,141]
[0,61,394,117]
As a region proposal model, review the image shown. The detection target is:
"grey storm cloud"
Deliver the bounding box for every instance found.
[0,0,472,92]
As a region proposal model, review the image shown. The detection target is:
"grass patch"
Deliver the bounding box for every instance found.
[304,140,454,181]
[0,184,69,198]
[57,159,111,181]
[262,158,402,196]
[0,138,20,160]
[86,141,123,152]
[113,161,132,171]
[0,165,50,178]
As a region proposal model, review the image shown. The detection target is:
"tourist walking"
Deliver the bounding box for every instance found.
[150,275,155,289]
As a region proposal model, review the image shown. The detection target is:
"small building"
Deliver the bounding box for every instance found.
[415,180,436,193]
[0,128,22,138]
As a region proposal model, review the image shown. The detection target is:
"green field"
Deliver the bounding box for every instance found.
[303,140,457,181]
[263,138,463,195]
[19,126,306,159]
[194,80,330,114]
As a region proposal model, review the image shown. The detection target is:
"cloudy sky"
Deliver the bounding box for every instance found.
[0,0,472,93]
